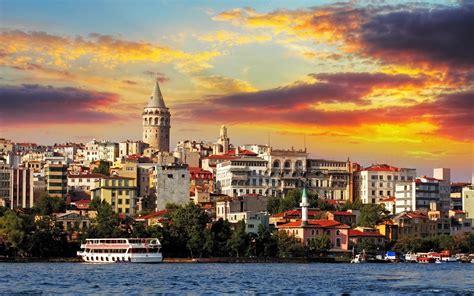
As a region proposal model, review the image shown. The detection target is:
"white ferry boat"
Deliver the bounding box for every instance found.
[77,238,163,263]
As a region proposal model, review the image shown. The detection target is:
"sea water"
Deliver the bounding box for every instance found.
[1,263,473,295]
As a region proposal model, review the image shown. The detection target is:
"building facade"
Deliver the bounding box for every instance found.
[92,176,137,215]
[153,164,190,210]
[45,163,68,198]
[354,164,416,204]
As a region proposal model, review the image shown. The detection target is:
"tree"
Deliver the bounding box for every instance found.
[267,196,281,215]
[227,220,249,257]
[84,200,125,238]
[164,203,210,258]
[308,235,331,254]
[358,204,385,227]
[92,160,111,176]
[275,230,306,258]
[207,218,232,257]
[255,225,277,257]
[0,210,25,256]
[34,194,66,215]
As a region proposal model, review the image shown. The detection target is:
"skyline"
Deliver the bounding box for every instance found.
[0,0,473,181]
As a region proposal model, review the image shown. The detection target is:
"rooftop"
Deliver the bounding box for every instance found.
[278,219,349,229]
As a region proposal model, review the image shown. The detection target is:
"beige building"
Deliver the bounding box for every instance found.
[91,176,137,215]
[463,183,474,229]
[142,78,170,152]
[118,140,149,158]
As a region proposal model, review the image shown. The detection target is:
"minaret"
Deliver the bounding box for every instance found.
[300,187,309,226]
[142,76,171,151]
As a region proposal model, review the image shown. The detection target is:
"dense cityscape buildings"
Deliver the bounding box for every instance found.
[0,77,472,256]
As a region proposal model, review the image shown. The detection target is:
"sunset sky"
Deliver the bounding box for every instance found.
[0,0,473,181]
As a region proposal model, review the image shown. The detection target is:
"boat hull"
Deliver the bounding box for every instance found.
[77,252,163,263]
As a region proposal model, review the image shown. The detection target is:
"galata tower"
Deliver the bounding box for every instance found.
[142,77,170,151]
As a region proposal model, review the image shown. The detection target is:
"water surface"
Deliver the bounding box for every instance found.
[1,263,473,295]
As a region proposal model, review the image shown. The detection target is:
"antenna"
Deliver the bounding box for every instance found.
[303,134,306,150]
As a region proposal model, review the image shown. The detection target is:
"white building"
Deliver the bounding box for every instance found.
[395,176,451,214]
[153,164,190,210]
[53,144,81,163]
[118,140,149,158]
[216,157,268,197]
[215,195,269,233]
[433,168,451,183]
[84,140,119,163]
[68,172,104,194]
[354,164,416,204]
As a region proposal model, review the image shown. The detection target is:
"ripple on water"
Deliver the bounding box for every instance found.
[0,263,473,295]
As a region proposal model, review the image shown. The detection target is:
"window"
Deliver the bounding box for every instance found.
[168,174,173,179]
[118,199,123,205]
[379,190,383,196]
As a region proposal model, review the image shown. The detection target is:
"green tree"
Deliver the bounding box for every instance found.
[207,218,232,257]
[255,225,278,257]
[358,204,385,227]
[84,200,125,238]
[275,230,306,258]
[0,210,25,256]
[165,203,210,258]
[92,160,111,176]
[34,194,66,215]
[308,235,331,254]
[227,220,249,257]
[266,196,281,215]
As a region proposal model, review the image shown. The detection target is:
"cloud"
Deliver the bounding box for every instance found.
[213,2,474,75]
[176,72,472,142]
[0,29,221,73]
[0,84,120,126]
[198,30,272,46]
[192,75,256,93]
[196,72,426,109]
[358,2,474,68]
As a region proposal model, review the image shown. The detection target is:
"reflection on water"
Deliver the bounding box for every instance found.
[0,263,473,295]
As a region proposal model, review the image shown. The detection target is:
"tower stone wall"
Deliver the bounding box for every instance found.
[142,78,170,152]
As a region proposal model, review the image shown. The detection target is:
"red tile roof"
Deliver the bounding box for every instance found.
[452,210,465,214]
[278,219,349,229]
[331,211,356,216]
[272,209,321,218]
[364,164,400,172]
[348,229,385,237]
[205,155,238,160]
[381,196,396,202]
[141,210,168,220]
[226,149,257,156]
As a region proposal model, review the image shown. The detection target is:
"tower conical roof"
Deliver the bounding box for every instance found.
[147,77,166,108]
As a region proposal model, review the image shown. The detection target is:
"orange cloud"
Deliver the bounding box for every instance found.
[198,30,272,46]
[0,29,221,73]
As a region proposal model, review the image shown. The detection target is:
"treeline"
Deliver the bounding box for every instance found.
[393,233,474,254]
[88,200,332,258]
[0,201,77,258]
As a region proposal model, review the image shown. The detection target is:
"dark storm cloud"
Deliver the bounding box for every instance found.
[210,72,425,109]
[359,1,474,67]
[0,84,119,126]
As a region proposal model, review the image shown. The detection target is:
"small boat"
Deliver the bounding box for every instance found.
[405,252,418,263]
[417,256,435,264]
[77,238,163,263]
[351,253,367,264]
[435,259,445,264]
